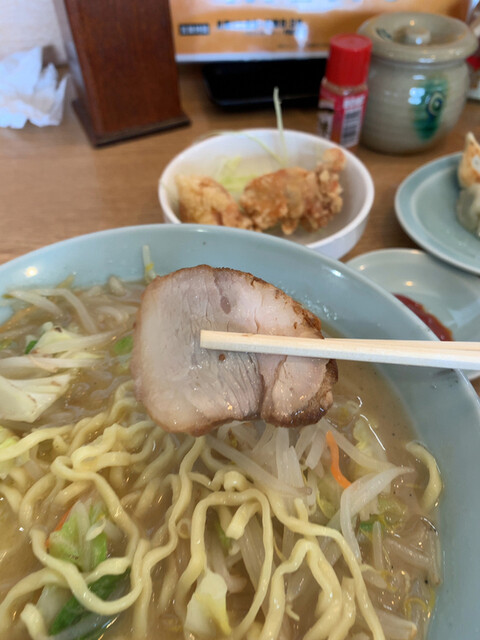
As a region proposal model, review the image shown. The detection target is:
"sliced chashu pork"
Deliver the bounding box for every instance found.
[131,265,337,435]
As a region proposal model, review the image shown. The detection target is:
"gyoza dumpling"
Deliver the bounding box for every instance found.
[456,183,480,237]
[458,132,480,189]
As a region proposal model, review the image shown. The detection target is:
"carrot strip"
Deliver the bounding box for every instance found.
[53,507,72,533]
[326,431,351,489]
[45,508,72,549]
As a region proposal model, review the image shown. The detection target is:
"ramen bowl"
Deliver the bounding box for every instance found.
[1,224,479,638]
[158,129,374,259]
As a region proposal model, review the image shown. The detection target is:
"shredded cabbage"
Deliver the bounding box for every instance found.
[0,426,29,478]
[48,501,108,573]
[359,496,407,533]
[273,86,288,168]
[184,569,232,638]
[202,86,291,198]
[0,372,72,423]
[32,324,103,360]
[316,475,342,520]
[215,156,258,197]
[351,416,388,479]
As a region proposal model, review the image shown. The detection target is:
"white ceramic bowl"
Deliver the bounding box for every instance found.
[158,129,374,259]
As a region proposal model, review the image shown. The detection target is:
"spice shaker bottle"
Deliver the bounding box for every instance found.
[318,34,372,149]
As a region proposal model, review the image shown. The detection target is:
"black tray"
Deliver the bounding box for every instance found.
[201,58,326,109]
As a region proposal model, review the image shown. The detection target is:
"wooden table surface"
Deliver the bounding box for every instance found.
[1,64,479,393]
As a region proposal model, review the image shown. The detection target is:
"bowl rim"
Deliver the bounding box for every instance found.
[158,128,375,251]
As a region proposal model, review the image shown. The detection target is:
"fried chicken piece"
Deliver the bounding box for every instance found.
[176,175,253,229]
[321,147,346,173]
[240,167,313,235]
[302,147,345,232]
[239,147,346,235]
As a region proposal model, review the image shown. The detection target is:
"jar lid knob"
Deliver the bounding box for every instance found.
[403,25,431,45]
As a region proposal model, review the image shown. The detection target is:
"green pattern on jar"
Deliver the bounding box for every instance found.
[410,77,448,140]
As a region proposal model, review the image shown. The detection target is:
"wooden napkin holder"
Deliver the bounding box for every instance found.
[54,0,189,145]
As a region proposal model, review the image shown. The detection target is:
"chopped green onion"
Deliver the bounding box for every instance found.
[209,512,232,553]
[113,335,133,356]
[359,519,378,533]
[49,571,128,637]
[25,339,38,354]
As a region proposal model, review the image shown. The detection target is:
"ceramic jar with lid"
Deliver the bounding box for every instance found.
[358,12,478,154]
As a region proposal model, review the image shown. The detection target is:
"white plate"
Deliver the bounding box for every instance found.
[347,248,480,380]
[395,152,480,276]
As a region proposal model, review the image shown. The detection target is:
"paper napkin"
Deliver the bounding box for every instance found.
[0,47,68,129]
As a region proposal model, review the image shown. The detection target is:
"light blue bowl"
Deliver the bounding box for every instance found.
[1,224,479,638]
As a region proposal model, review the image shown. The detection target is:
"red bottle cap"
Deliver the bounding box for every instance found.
[325,34,372,87]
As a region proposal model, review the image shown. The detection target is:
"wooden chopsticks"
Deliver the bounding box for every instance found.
[200,330,480,369]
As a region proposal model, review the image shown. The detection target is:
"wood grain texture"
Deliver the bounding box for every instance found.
[55,0,188,143]
[0,64,479,394]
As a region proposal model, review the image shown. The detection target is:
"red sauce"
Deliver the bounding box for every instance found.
[394,294,453,342]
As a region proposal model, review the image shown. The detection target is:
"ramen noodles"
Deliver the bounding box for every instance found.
[0,266,442,640]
